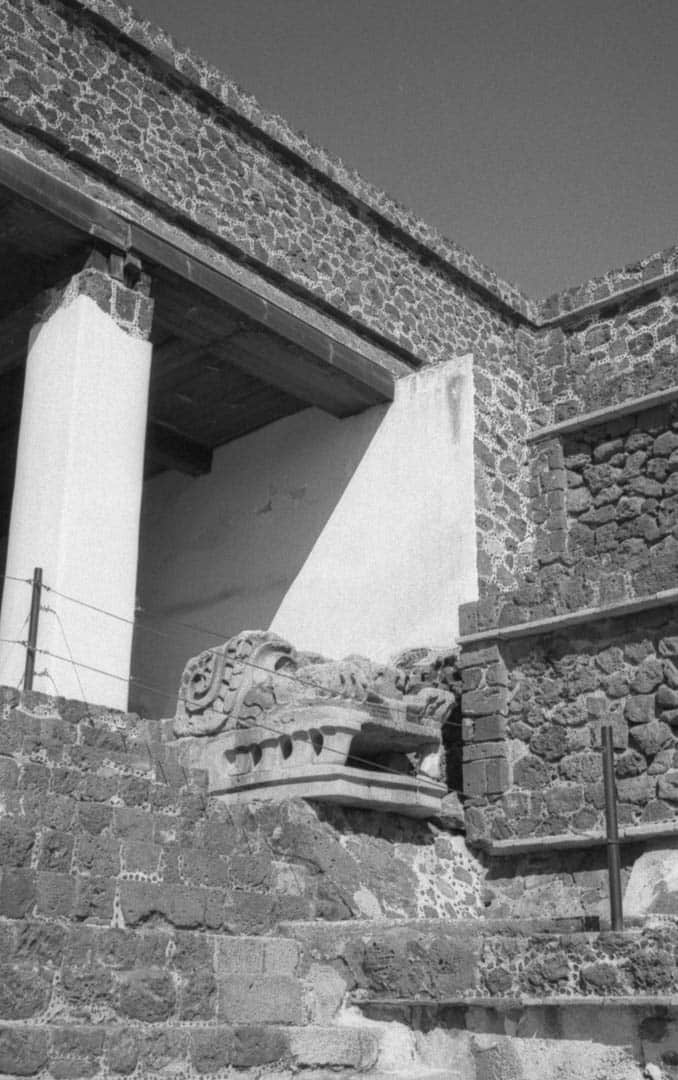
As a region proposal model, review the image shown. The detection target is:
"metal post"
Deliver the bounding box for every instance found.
[601,723,623,930]
[23,567,43,693]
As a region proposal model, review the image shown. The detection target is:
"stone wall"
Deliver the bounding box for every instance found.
[462,605,678,846]
[481,399,678,629]
[0,0,524,366]
[0,685,483,1077]
[0,0,538,619]
[535,278,678,426]
[459,271,678,853]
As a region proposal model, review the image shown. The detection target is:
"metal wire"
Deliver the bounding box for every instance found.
[40,582,455,724]
[33,644,436,783]
[42,603,87,704]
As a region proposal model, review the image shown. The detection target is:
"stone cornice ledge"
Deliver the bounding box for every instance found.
[459,587,678,647]
[479,819,678,857]
[527,385,678,443]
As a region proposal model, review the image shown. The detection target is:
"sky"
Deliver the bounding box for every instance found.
[130,0,678,299]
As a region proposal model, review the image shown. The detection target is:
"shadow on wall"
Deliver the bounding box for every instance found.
[131,403,388,718]
[132,359,477,719]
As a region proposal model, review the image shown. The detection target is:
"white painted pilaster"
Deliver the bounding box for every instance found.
[0,282,152,708]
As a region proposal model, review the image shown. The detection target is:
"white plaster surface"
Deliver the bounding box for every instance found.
[623,840,678,916]
[0,294,151,708]
[133,357,477,717]
[272,358,477,659]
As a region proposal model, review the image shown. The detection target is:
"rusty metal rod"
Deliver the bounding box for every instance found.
[23,567,42,693]
[601,723,623,930]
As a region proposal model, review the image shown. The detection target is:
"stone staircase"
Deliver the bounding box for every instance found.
[0,687,673,1078]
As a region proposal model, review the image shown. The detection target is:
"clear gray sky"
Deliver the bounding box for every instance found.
[130,0,677,298]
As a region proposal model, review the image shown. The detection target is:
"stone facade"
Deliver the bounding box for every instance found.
[0,687,484,1077]
[1,2,678,1075]
[0,0,538,605]
[459,280,678,855]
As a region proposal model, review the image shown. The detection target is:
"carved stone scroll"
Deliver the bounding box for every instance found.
[173,631,454,818]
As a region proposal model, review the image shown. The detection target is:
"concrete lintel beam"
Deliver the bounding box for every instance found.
[0,149,401,406]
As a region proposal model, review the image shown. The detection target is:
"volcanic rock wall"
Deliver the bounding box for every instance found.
[459,272,678,866]
[0,686,483,1078]
[0,0,538,612]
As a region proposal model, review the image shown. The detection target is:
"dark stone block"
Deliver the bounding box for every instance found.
[0,821,35,867]
[625,694,656,724]
[0,1026,48,1076]
[529,724,568,762]
[513,754,550,790]
[118,968,176,1022]
[0,963,51,1019]
[0,869,35,918]
[105,1029,139,1076]
[191,1028,233,1074]
[630,719,673,757]
[463,687,508,718]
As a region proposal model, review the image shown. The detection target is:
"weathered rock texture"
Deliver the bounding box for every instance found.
[0,0,540,615]
[460,282,678,854]
[463,609,678,845]
[0,687,482,1077]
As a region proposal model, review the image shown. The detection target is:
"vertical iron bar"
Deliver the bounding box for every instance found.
[23,567,42,692]
[601,723,623,930]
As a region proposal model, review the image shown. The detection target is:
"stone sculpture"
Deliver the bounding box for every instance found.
[173,631,454,818]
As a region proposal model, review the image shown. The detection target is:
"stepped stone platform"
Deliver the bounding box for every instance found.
[1,686,677,1079]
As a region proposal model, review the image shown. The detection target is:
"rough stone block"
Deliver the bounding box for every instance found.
[190,1028,233,1074]
[463,759,487,797]
[0,869,36,918]
[289,1026,378,1069]
[104,1028,139,1075]
[0,1026,48,1076]
[529,723,569,761]
[38,829,74,872]
[60,960,113,1016]
[138,1029,188,1075]
[458,602,478,636]
[458,644,502,669]
[263,938,300,976]
[50,1027,104,1078]
[35,872,75,918]
[113,807,154,842]
[631,720,673,757]
[657,771,678,802]
[617,775,654,804]
[0,821,35,867]
[216,937,266,975]
[463,687,508,717]
[164,885,207,929]
[118,967,176,1022]
[0,758,19,790]
[121,840,162,875]
[73,875,115,923]
[468,714,508,742]
[513,754,551,790]
[545,783,584,816]
[0,962,52,1019]
[657,684,678,710]
[179,971,216,1021]
[218,975,304,1024]
[463,741,506,762]
[232,1025,290,1067]
[117,881,159,927]
[485,757,510,794]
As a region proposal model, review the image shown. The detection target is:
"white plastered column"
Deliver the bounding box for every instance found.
[0,272,153,709]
